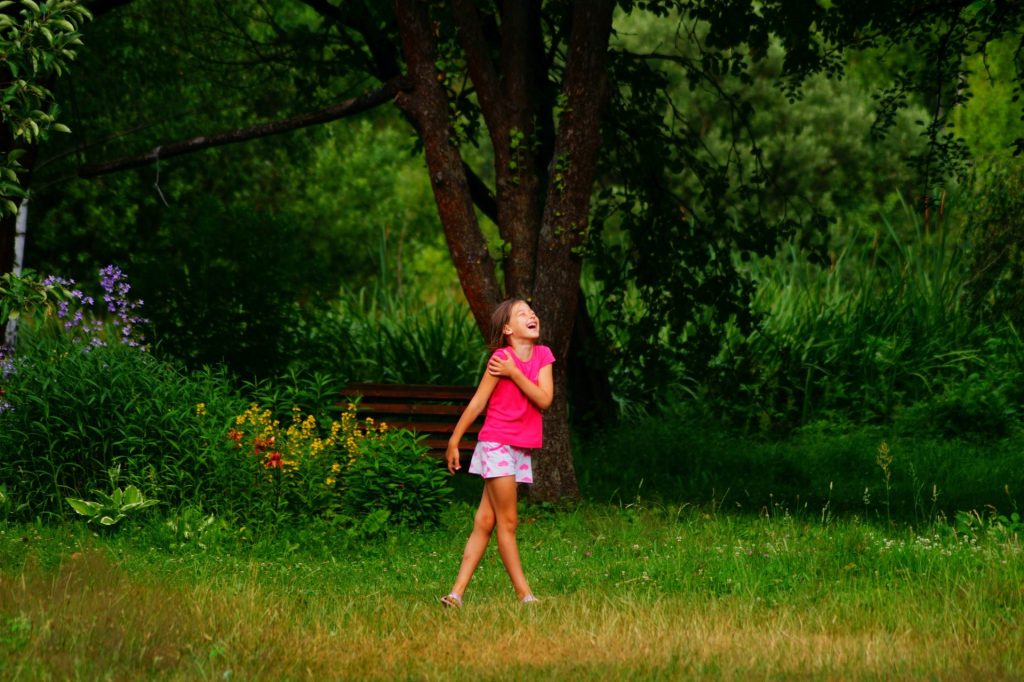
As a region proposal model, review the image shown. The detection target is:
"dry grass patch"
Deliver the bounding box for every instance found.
[1,549,1021,680]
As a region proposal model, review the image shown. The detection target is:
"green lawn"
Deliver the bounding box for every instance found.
[1,502,1021,680]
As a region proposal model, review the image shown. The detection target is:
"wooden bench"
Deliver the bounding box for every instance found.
[339,383,483,457]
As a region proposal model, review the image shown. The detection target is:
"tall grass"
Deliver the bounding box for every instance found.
[1,505,1021,679]
[722,196,1024,432]
[298,286,486,386]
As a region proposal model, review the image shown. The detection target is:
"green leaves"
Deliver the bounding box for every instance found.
[0,0,91,214]
[64,466,160,528]
[343,429,452,528]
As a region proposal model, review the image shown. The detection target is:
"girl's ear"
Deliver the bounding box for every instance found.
[503,324,512,337]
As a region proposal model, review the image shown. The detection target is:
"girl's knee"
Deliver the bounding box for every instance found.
[495,515,517,535]
[474,510,496,534]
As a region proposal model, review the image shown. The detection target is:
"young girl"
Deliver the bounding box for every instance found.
[440,299,554,607]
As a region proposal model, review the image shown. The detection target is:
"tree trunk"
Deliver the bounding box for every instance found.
[528,0,616,501]
[4,198,28,348]
[568,291,617,429]
[0,140,37,276]
[532,359,578,501]
[393,0,614,501]
[0,211,13,278]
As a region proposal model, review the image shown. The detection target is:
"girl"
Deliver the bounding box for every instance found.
[440,299,555,607]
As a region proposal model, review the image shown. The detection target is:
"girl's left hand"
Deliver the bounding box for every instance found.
[487,350,516,378]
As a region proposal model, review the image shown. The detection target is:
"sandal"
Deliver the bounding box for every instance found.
[440,592,463,608]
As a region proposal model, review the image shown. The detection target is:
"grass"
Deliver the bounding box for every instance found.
[1,502,1021,680]
[575,409,1024,524]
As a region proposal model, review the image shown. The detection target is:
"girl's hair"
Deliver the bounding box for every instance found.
[488,298,525,350]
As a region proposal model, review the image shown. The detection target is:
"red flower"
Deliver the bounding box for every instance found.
[265,451,283,469]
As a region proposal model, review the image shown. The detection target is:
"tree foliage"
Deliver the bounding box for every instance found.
[0,0,90,214]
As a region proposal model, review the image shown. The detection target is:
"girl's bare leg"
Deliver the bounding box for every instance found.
[485,476,533,599]
[450,487,496,596]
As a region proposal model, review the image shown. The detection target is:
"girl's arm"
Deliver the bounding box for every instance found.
[445,372,500,473]
[487,353,554,410]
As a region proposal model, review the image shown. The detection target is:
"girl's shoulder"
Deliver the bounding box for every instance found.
[535,344,555,365]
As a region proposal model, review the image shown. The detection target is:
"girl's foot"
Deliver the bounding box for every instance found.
[440,592,463,608]
[520,594,538,604]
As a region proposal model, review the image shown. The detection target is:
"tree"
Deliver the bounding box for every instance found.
[21,0,1024,500]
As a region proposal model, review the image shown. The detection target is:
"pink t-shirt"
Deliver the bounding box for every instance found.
[478,344,555,449]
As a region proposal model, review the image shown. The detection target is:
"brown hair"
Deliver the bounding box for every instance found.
[488,298,525,350]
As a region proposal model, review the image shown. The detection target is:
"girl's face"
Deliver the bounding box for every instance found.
[503,301,540,343]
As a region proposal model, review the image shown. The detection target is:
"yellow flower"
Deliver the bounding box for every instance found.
[325,477,335,486]
[331,463,341,473]
[195,402,207,417]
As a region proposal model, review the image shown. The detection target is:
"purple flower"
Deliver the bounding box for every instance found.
[34,265,149,351]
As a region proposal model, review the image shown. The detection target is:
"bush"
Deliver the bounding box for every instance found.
[963,159,1024,328]
[217,400,452,529]
[896,370,1020,440]
[0,333,246,520]
[342,429,452,527]
[700,194,1024,435]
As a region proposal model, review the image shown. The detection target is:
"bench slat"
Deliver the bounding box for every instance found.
[341,383,477,401]
[350,402,469,416]
[422,437,477,451]
[378,420,482,434]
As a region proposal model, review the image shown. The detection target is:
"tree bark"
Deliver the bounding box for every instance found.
[392,0,502,333]
[0,139,38,276]
[4,197,28,348]
[451,0,545,299]
[529,0,616,502]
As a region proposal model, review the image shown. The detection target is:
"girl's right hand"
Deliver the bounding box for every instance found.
[487,350,517,378]
[446,442,461,474]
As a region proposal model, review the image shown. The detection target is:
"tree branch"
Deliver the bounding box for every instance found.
[451,0,506,133]
[78,78,407,178]
[300,0,401,82]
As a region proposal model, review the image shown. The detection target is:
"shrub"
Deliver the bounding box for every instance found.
[0,332,246,520]
[963,159,1024,328]
[700,195,1024,434]
[342,429,452,527]
[219,400,452,528]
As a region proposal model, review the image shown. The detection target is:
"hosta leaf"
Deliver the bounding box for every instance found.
[122,485,142,506]
[66,498,102,517]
